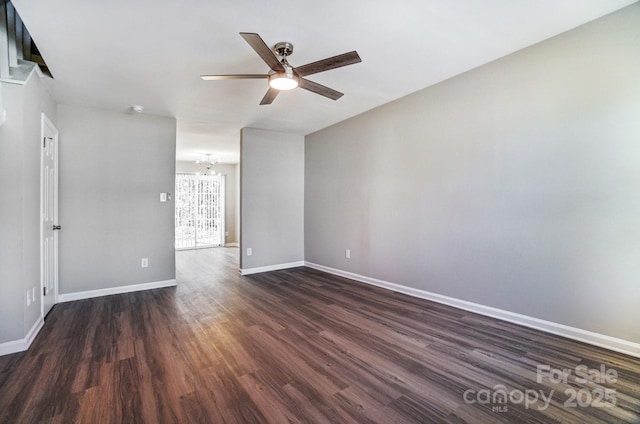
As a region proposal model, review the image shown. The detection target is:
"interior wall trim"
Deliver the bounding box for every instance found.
[304,262,640,359]
[240,261,305,276]
[58,279,177,303]
[0,316,44,356]
[226,242,240,247]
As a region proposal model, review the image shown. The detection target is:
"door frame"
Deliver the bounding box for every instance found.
[40,113,59,317]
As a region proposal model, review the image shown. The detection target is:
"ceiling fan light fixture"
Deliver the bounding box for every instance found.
[269,66,298,90]
[201,33,361,104]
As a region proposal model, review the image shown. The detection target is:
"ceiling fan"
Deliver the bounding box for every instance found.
[200,32,362,105]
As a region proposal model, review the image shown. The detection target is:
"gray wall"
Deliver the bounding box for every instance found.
[240,128,304,270]
[58,104,176,294]
[305,5,640,343]
[175,161,238,244]
[0,73,57,343]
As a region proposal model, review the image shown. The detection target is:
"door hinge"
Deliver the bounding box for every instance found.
[43,286,47,296]
[43,136,52,148]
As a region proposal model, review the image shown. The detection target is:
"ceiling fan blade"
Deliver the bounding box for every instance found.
[260,87,280,105]
[240,32,285,72]
[294,51,361,77]
[200,74,268,80]
[299,78,344,101]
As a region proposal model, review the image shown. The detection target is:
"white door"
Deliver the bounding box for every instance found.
[41,113,59,317]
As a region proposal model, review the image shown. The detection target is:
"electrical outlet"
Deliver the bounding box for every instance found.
[26,290,31,306]
[225,231,229,237]
[141,258,149,268]
[246,248,252,256]
[345,249,351,259]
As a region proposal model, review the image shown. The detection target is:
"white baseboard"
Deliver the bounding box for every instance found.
[0,316,44,356]
[241,261,305,276]
[58,279,177,303]
[226,242,239,247]
[304,262,640,359]
[0,279,176,356]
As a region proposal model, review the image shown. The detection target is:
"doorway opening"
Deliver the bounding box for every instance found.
[175,173,225,250]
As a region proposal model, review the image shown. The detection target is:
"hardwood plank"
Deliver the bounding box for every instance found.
[0,247,638,423]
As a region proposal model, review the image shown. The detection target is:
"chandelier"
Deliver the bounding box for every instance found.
[195,154,220,175]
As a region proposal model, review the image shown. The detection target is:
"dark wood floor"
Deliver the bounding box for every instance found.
[1,248,639,423]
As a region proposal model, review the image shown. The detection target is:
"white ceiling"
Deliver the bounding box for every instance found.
[13,0,637,164]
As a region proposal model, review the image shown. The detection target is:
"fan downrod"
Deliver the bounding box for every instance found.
[274,42,293,57]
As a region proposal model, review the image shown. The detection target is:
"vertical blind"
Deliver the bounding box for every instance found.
[175,173,225,250]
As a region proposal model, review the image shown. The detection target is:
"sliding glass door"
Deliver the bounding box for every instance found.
[175,173,225,250]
